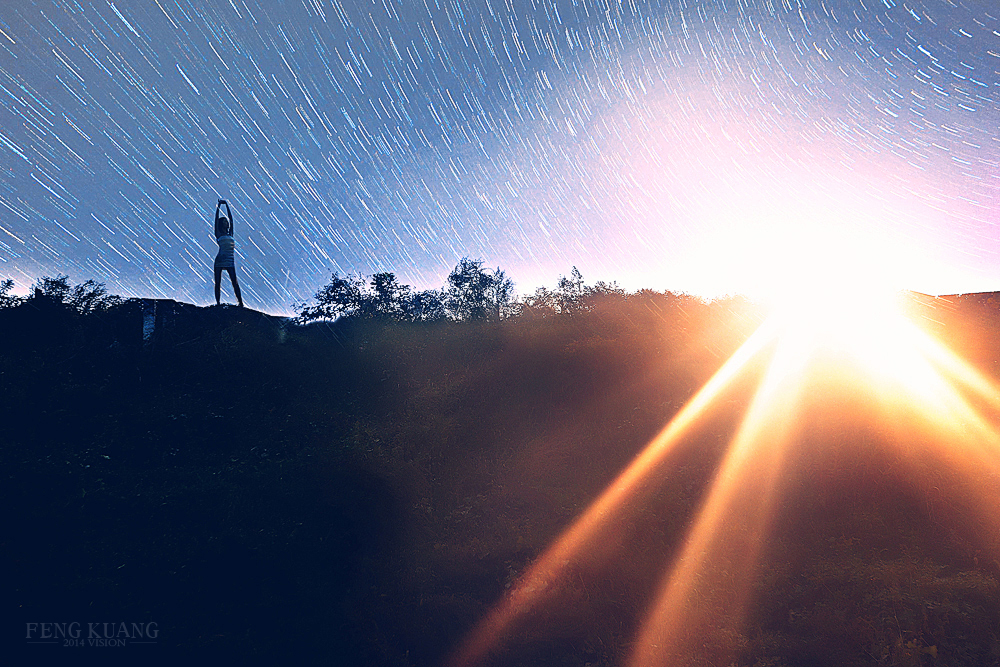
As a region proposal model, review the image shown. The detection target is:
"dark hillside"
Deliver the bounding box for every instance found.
[3,292,1000,665]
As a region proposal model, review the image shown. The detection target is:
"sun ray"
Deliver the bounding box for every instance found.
[447,318,781,667]
[628,332,812,667]
[915,326,1000,418]
[848,317,1000,470]
[860,325,1000,557]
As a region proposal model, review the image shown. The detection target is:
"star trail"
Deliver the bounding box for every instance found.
[0,0,998,312]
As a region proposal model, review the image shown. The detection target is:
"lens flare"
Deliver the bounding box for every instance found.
[451,284,1000,667]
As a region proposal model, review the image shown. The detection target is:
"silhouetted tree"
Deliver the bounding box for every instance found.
[299,271,449,324]
[520,267,626,317]
[299,260,514,323]
[557,266,585,304]
[25,275,122,314]
[31,275,71,303]
[362,272,412,320]
[444,258,514,321]
[403,289,447,322]
[0,279,21,309]
[68,279,123,314]
[554,266,588,314]
[581,279,627,308]
[297,272,366,322]
[518,286,558,317]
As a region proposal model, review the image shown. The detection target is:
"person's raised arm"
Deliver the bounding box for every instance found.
[223,201,234,234]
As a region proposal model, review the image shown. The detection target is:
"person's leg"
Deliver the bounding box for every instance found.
[227,267,244,307]
[214,266,223,305]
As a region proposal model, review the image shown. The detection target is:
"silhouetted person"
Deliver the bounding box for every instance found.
[214,199,243,307]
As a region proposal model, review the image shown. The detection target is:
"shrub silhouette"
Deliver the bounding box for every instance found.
[298,258,513,324]
[0,278,19,308]
[443,257,514,321]
[297,270,446,324]
[519,266,628,318]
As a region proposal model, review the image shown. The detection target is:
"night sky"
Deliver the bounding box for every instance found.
[1,0,998,312]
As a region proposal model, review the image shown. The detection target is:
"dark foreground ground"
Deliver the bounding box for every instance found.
[3,292,1000,666]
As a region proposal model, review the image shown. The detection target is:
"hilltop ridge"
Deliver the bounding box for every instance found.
[3,286,1000,664]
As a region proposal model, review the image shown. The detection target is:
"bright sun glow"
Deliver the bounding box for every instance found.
[749,219,929,390]
[671,183,959,302]
[768,278,917,386]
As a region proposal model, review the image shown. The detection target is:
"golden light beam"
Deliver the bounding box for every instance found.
[915,326,1000,418]
[864,324,1000,556]
[850,319,1000,469]
[447,318,781,667]
[628,332,812,667]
